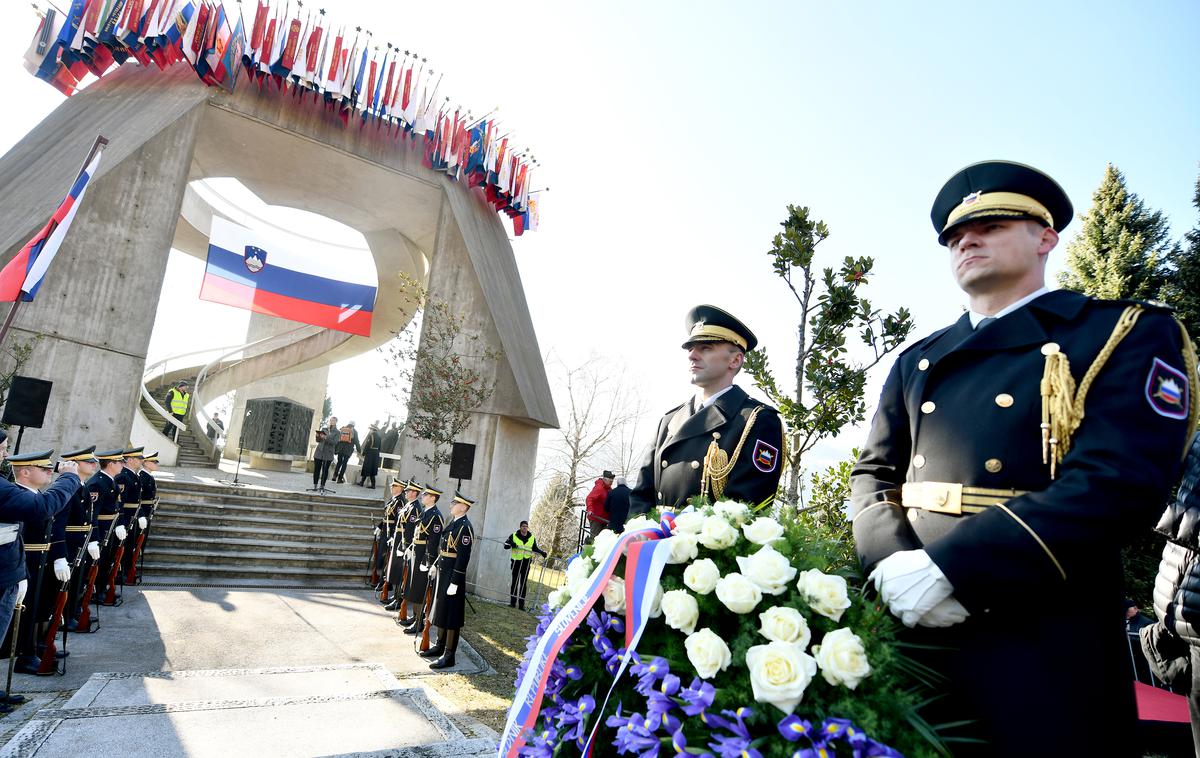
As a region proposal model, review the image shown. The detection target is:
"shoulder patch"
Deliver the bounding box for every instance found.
[1146,357,1189,420]
[432,521,442,533]
[752,439,779,473]
[460,532,470,546]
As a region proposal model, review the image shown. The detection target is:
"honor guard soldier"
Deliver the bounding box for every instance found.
[630,305,785,515]
[401,484,444,632]
[371,488,394,592]
[376,480,402,605]
[420,491,475,669]
[384,479,421,611]
[852,160,1199,754]
[0,450,78,705]
[60,448,100,631]
[116,448,144,583]
[127,452,158,584]
[89,449,125,611]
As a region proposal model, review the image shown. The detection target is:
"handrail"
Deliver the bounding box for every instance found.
[140,343,248,431]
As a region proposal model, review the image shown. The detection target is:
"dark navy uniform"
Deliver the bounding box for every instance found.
[88,464,122,603]
[404,498,444,605]
[395,486,422,605]
[851,161,1198,755]
[431,516,473,631]
[114,461,141,584]
[64,452,98,623]
[14,497,57,668]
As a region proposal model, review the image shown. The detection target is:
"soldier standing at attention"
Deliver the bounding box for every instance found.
[372,484,398,593]
[89,450,125,609]
[420,491,474,669]
[62,448,101,631]
[629,305,785,514]
[400,484,444,633]
[852,161,1198,754]
[116,449,144,586]
[384,479,421,612]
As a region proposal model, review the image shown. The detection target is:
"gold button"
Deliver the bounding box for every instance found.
[917,358,930,371]
[1041,342,1061,356]
[920,401,936,414]
[913,454,926,469]
[661,460,668,469]
[690,461,700,470]
[995,393,1014,408]
[985,458,1003,473]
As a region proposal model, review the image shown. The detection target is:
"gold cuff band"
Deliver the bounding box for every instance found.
[97,515,117,521]
[24,543,50,551]
[439,550,458,558]
[901,481,1030,516]
[65,526,92,532]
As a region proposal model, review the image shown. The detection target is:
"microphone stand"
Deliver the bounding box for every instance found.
[219,408,250,488]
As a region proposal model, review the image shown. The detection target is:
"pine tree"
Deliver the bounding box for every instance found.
[1058,164,1174,302]
[1162,172,1200,340]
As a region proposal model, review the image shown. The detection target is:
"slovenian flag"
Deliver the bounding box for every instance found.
[0,147,104,303]
[199,217,376,337]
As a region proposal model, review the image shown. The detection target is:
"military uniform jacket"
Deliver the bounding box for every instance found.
[115,468,141,528]
[64,484,94,556]
[86,471,119,545]
[0,475,79,587]
[850,290,1194,751]
[403,505,443,603]
[432,515,473,630]
[629,385,784,514]
[20,494,57,619]
[399,497,421,550]
[138,470,157,509]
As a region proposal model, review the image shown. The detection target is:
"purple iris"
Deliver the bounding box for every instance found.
[517,725,558,758]
[606,707,659,755]
[631,656,671,695]
[778,715,815,742]
[644,679,679,732]
[554,694,596,743]
[821,718,853,740]
[792,745,831,758]
[679,678,716,717]
[861,739,903,757]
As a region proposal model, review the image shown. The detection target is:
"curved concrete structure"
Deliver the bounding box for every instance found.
[0,63,557,596]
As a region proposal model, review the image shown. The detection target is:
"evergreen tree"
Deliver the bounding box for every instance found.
[1058,164,1174,302]
[1162,172,1200,340]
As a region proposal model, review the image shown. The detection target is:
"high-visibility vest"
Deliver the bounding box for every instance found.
[168,389,190,415]
[510,532,536,561]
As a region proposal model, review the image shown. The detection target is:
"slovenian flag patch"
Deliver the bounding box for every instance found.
[753,439,779,473]
[1145,357,1189,420]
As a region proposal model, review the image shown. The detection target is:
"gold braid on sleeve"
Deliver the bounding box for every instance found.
[1040,305,1142,479]
[1178,319,1199,454]
[701,406,762,502]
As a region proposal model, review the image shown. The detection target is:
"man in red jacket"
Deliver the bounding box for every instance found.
[584,471,614,539]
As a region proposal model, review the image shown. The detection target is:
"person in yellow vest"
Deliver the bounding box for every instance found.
[161,381,190,441]
[503,520,546,610]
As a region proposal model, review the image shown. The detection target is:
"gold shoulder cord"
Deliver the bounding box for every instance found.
[701,406,762,501]
[1178,320,1200,452]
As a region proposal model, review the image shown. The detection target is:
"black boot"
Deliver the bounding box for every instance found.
[419,628,445,658]
[384,598,400,611]
[402,617,422,635]
[429,629,459,670]
[14,656,41,676]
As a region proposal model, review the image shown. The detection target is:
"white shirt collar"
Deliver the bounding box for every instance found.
[968,286,1050,328]
[695,384,735,412]
[16,481,39,493]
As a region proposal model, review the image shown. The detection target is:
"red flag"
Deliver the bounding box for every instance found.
[325,32,343,82]
[250,0,268,52]
[280,17,301,70]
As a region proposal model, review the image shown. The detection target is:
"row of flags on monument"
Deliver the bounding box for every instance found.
[24,1,541,236]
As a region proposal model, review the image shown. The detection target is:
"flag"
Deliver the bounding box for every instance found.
[0,147,105,303]
[199,217,376,337]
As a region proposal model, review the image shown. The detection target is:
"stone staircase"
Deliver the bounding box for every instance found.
[139,480,380,588]
[138,395,215,468]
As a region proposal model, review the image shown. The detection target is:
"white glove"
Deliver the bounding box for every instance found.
[447,583,458,596]
[418,563,427,572]
[115,525,128,541]
[396,546,404,557]
[373,527,381,538]
[869,549,954,628]
[138,517,148,529]
[405,547,414,561]
[15,579,27,606]
[87,541,101,560]
[916,596,971,628]
[54,558,71,583]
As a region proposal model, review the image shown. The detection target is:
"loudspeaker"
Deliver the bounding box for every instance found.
[449,442,476,481]
[2,376,53,428]
[239,397,314,456]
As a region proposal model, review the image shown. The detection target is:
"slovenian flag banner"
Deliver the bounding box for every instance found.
[200,216,376,337]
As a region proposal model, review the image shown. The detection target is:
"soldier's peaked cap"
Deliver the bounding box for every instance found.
[390,479,404,489]
[453,491,475,507]
[121,446,145,458]
[932,160,1073,245]
[61,445,98,462]
[95,449,125,461]
[143,451,159,462]
[8,450,53,467]
[682,305,758,352]
[423,484,443,497]
[403,478,421,491]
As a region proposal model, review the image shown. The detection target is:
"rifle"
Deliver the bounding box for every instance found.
[37,530,90,675]
[75,511,117,632]
[397,561,410,620]
[367,537,379,586]
[417,564,436,653]
[124,498,156,585]
[104,501,141,606]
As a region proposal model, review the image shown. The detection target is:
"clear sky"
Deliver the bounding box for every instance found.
[2,1,1198,491]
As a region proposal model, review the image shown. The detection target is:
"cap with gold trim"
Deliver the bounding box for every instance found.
[681,305,758,352]
[9,450,54,468]
[95,449,125,462]
[452,491,475,508]
[143,451,159,463]
[121,446,145,459]
[403,477,421,492]
[423,484,444,498]
[61,446,98,463]
[931,160,1073,246]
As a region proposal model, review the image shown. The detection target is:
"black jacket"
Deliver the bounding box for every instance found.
[1152,433,1200,644]
[0,474,79,587]
[605,484,631,533]
[629,385,783,514]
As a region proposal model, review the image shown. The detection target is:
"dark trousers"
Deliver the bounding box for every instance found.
[313,459,332,488]
[333,454,350,482]
[162,412,186,441]
[509,558,533,609]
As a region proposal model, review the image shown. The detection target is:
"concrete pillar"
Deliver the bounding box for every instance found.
[4,109,205,452]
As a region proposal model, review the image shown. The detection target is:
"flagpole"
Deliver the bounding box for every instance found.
[0,134,107,350]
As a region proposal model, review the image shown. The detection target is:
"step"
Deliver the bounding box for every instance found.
[142,546,364,570]
[144,520,362,545]
[153,510,371,537]
[150,533,368,556]
[153,500,376,527]
[156,480,379,506]
[137,561,367,583]
[155,488,383,516]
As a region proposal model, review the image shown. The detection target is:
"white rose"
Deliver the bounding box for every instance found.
[547,587,570,609]
[812,628,872,689]
[795,569,852,622]
[603,577,626,613]
[591,530,620,562]
[745,641,818,714]
[666,533,699,564]
[661,589,699,634]
[683,558,721,595]
[672,510,708,535]
[684,628,732,679]
[564,555,594,598]
[714,572,763,614]
[735,546,798,596]
[758,606,811,648]
[742,517,785,545]
[624,515,658,533]
[713,500,751,526]
[698,515,739,550]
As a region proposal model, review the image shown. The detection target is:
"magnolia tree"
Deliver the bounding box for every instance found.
[744,205,914,502]
[380,274,501,474]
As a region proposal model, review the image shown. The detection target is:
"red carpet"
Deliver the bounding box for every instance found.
[1136,681,1190,723]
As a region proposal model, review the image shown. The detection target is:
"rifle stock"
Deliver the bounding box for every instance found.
[368,539,379,586]
[104,542,125,605]
[36,590,68,675]
[417,574,434,652]
[397,562,410,619]
[77,509,120,629]
[124,532,146,585]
